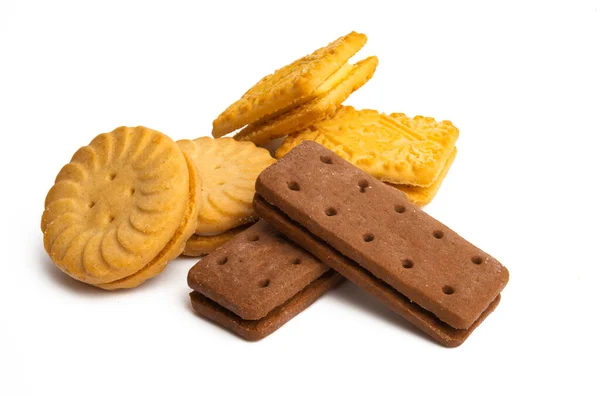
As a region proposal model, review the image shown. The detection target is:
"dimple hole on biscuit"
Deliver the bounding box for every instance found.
[358,179,369,193]
[320,155,333,164]
[217,257,228,265]
[258,279,271,288]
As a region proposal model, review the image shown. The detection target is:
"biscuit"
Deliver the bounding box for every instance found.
[254,195,500,347]
[42,126,201,290]
[390,147,457,206]
[177,137,275,235]
[212,31,368,137]
[276,107,459,187]
[187,220,343,340]
[182,222,254,257]
[233,57,378,146]
[255,141,508,331]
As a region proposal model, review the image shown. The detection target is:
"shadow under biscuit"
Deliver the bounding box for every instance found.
[38,247,159,295]
[318,277,435,344]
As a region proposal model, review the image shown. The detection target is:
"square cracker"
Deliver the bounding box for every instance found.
[233,56,378,146]
[212,32,367,137]
[276,106,459,187]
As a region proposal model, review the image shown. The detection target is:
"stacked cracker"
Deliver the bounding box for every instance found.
[213,31,458,206]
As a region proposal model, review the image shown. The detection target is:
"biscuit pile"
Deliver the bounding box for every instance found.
[213,31,459,206]
[42,32,506,347]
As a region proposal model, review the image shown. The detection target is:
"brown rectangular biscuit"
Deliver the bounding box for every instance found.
[187,220,343,340]
[255,141,509,330]
[254,195,500,347]
[190,270,342,341]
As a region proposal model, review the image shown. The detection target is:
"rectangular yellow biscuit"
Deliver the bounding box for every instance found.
[276,106,459,187]
[212,32,368,137]
[234,57,378,146]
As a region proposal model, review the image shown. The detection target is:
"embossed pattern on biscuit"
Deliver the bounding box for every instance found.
[177,137,275,235]
[42,126,193,286]
[276,106,459,187]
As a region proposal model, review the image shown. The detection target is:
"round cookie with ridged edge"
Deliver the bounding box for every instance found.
[41,126,201,289]
[177,137,275,235]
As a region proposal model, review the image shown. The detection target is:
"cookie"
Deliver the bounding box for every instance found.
[233,57,378,146]
[187,220,343,340]
[182,222,255,257]
[212,31,369,137]
[256,141,508,330]
[177,137,275,235]
[390,147,457,206]
[42,126,201,290]
[254,195,500,347]
[276,107,459,187]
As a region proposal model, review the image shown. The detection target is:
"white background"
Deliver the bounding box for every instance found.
[1,1,599,395]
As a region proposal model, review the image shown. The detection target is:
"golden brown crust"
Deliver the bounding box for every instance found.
[42,126,201,290]
[177,137,275,234]
[234,57,378,146]
[277,106,459,187]
[212,32,367,137]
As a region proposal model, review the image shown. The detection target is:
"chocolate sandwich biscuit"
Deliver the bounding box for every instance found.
[187,220,343,340]
[255,142,509,337]
[254,195,500,347]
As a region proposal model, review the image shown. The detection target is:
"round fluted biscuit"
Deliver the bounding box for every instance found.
[42,126,201,289]
[177,137,275,235]
[181,222,255,257]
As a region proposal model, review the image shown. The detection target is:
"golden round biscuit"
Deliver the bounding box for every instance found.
[177,137,275,235]
[181,222,255,257]
[42,126,201,289]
